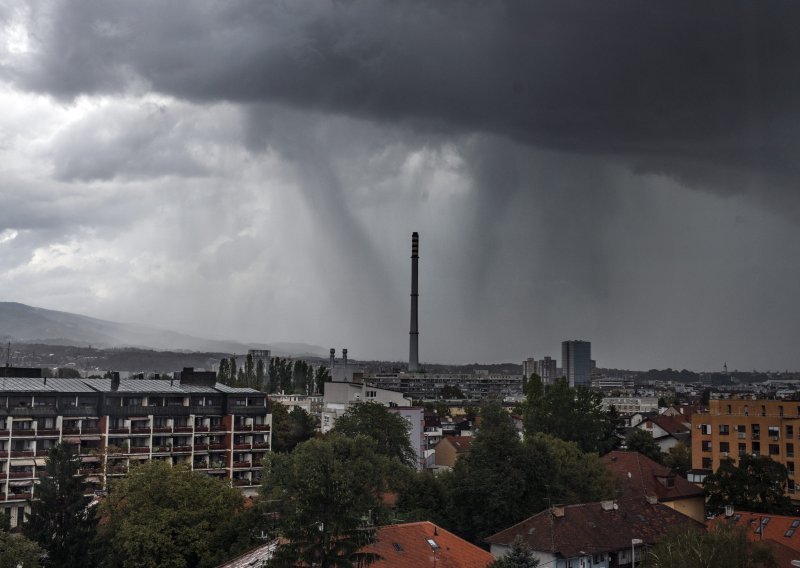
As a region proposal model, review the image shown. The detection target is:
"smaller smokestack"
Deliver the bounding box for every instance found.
[329,348,335,375]
[343,349,348,370]
[111,372,120,392]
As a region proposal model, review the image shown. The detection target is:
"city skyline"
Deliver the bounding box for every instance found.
[1,2,800,370]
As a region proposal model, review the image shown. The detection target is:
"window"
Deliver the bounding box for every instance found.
[788,443,794,458]
[752,442,761,455]
[752,424,761,439]
[702,457,712,469]
[702,440,712,452]
[769,426,780,439]
[770,444,780,455]
[738,443,747,455]
[726,404,732,415]
[700,424,711,435]
[719,424,730,435]
[720,442,730,453]
[788,425,794,438]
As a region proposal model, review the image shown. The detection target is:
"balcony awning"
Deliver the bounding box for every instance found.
[34,458,46,466]
[9,480,34,487]
[10,459,35,466]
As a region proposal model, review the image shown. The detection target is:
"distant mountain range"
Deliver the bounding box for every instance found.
[0,302,327,358]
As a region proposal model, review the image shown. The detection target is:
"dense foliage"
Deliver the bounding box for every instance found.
[333,402,417,467]
[263,435,392,567]
[488,536,540,568]
[270,402,317,453]
[96,461,248,568]
[522,376,620,454]
[24,442,97,568]
[647,522,777,568]
[624,429,663,463]
[704,455,792,515]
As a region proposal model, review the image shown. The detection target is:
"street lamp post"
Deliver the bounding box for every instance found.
[631,538,643,567]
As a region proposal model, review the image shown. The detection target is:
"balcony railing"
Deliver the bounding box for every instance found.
[252,442,270,449]
[210,425,227,432]
[193,463,209,470]
[130,447,150,454]
[234,424,253,432]
[172,446,192,453]
[234,443,251,450]
[8,471,34,479]
[11,430,35,437]
[35,450,49,457]
[253,424,271,431]
[7,492,32,500]
[194,444,209,451]
[81,428,101,435]
[36,429,60,436]
[173,426,193,433]
[209,443,226,451]
[232,478,252,486]
[10,451,34,458]
[62,428,80,435]
[108,428,129,434]
[131,427,152,434]
[152,427,172,433]
[233,461,252,469]
[194,426,209,432]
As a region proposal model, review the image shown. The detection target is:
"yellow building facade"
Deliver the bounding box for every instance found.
[692,399,800,498]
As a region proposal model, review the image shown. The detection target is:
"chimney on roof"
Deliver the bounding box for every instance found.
[329,348,335,377]
[111,372,120,392]
[552,506,565,518]
[725,505,734,517]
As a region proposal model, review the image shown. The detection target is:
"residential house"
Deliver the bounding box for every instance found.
[433,435,473,469]
[709,511,800,567]
[485,498,704,568]
[636,413,690,452]
[362,521,493,568]
[601,450,705,522]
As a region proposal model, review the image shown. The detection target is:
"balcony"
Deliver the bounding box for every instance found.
[36,429,59,437]
[62,428,80,435]
[81,428,101,435]
[194,426,209,432]
[0,452,7,458]
[152,427,172,433]
[209,443,226,451]
[193,462,209,470]
[109,466,128,475]
[172,445,192,453]
[232,478,252,486]
[11,430,35,438]
[253,424,271,432]
[35,450,49,457]
[108,428,129,435]
[130,447,150,454]
[252,442,270,449]
[7,492,32,501]
[10,451,34,458]
[233,461,252,469]
[153,446,172,454]
[194,444,209,452]
[234,443,251,450]
[0,431,9,437]
[210,425,227,432]
[78,468,101,476]
[131,427,152,435]
[173,426,193,433]
[234,424,253,432]
[8,471,33,479]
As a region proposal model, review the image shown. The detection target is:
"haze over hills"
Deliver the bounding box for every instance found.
[0,302,327,358]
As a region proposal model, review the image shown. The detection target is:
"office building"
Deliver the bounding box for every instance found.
[562,340,591,388]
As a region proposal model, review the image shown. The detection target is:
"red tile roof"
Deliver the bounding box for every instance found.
[485,498,704,559]
[645,414,690,437]
[601,451,704,503]
[362,522,493,568]
[710,511,800,554]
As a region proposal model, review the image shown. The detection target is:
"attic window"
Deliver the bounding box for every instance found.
[785,528,796,538]
[427,539,440,551]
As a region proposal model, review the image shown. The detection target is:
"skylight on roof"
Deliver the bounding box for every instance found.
[427,539,440,551]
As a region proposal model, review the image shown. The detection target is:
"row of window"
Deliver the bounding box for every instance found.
[702,440,791,456]
[700,423,790,438]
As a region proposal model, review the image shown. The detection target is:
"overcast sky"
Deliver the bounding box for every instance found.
[1,1,800,371]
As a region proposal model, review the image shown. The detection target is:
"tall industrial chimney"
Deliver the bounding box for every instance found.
[329,348,336,377]
[342,348,348,371]
[409,232,420,372]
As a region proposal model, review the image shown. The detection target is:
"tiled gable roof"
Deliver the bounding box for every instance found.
[443,435,473,454]
[363,522,492,568]
[602,451,703,502]
[485,498,703,559]
[711,511,800,554]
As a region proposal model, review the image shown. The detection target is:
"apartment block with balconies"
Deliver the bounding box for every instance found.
[0,370,271,528]
[691,399,800,498]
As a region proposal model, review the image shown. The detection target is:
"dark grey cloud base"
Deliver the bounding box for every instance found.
[1,1,799,370]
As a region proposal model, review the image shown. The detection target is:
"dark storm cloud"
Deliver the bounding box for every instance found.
[6,0,800,204]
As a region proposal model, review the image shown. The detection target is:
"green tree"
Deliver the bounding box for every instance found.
[704,455,792,515]
[314,365,330,394]
[394,469,451,525]
[646,522,777,568]
[96,461,246,568]
[522,377,619,454]
[439,384,465,399]
[624,429,664,463]
[263,435,391,567]
[488,536,540,568]
[333,402,417,467]
[256,358,265,388]
[270,403,317,453]
[24,442,97,568]
[217,358,230,385]
[0,529,43,568]
[229,356,237,385]
[663,442,691,477]
[245,353,255,387]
